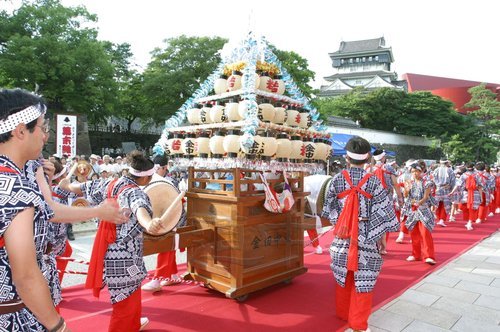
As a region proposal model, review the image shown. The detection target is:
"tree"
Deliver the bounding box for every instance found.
[0,0,119,123]
[268,46,316,99]
[142,35,227,123]
[316,88,465,138]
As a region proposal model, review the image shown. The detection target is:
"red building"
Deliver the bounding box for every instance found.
[402,73,500,114]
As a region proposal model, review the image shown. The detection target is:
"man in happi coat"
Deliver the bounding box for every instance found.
[321,136,399,332]
[450,162,483,231]
[432,159,456,227]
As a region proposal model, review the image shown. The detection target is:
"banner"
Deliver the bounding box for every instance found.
[56,114,77,157]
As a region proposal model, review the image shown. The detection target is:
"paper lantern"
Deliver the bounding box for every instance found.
[186,103,202,124]
[210,102,226,123]
[312,138,327,161]
[298,109,312,129]
[225,99,241,122]
[274,74,286,95]
[260,132,278,160]
[302,136,316,162]
[163,133,173,156]
[238,99,251,119]
[169,133,185,158]
[197,132,211,158]
[240,134,260,159]
[223,129,241,157]
[200,104,213,124]
[273,103,287,125]
[227,70,242,91]
[209,131,225,158]
[275,132,292,161]
[258,72,274,92]
[213,74,228,94]
[182,133,197,159]
[289,135,304,162]
[286,107,300,127]
[258,99,275,123]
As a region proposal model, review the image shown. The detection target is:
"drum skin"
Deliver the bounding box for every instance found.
[71,197,90,207]
[143,181,183,236]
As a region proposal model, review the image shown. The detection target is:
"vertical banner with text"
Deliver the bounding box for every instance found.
[56,114,77,157]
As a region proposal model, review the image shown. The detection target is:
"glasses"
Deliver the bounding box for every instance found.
[36,121,50,133]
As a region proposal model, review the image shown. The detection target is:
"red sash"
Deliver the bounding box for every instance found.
[85,179,135,298]
[334,170,373,272]
[373,165,388,189]
[465,174,476,209]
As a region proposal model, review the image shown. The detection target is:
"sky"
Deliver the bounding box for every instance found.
[7,0,500,89]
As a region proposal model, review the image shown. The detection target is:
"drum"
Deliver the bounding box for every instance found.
[71,197,90,207]
[143,180,184,237]
[304,175,332,216]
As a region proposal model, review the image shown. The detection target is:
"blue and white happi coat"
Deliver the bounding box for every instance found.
[432,166,456,214]
[402,178,435,232]
[321,167,399,293]
[0,156,54,331]
[455,171,483,210]
[81,176,151,304]
[50,186,76,256]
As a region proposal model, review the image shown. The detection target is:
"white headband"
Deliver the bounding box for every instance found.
[0,104,46,134]
[128,166,156,177]
[346,151,369,161]
[373,152,386,161]
[52,165,67,181]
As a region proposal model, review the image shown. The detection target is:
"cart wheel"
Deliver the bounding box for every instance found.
[283,278,292,285]
[235,294,248,302]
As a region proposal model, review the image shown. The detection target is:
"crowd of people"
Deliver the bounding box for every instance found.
[0,88,498,332]
[317,138,499,332]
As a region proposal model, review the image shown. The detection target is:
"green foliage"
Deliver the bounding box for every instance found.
[268,45,316,99]
[465,83,500,133]
[142,35,227,123]
[316,88,464,137]
[0,0,120,123]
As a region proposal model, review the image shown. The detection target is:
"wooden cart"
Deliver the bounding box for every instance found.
[143,167,310,301]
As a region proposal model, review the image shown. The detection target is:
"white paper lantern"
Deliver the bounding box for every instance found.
[275,133,292,161]
[273,103,287,125]
[238,99,251,119]
[258,72,274,92]
[200,104,213,124]
[227,70,242,91]
[274,74,286,95]
[298,109,312,129]
[209,131,225,158]
[223,129,241,157]
[169,133,184,158]
[303,136,316,162]
[258,99,275,123]
[260,132,278,160]
[182,133,197,158]
[286,107,300,127]
[210,102,226,123]
[186,103,202,124]
[289,135,304,162]
[225,99,241,122]
[213,74,228,94]
[197,132,211,158]
[240,134,260,159]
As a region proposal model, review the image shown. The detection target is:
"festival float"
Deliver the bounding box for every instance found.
[143,33,331,301]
